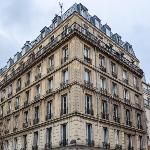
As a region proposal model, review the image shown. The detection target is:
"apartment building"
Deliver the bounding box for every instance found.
[0,3,148,150]
[143,81,150,150]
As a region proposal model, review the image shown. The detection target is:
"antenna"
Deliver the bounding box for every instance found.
[59,2,63,17]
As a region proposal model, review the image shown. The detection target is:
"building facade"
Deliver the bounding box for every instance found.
[0,3,148,150]
[143,82,150,150]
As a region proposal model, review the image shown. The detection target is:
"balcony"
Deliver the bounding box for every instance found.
[32,145,38,150]
[85,108,94,116]
[24,100,29,108]
[102,142,110,149]
[134,85,139,90]
[4,129,9,134]
[100,88,107,94]
[137,124,143,130]
[15,105,19,110]
[123,79,128,85]
[46,89,53,95]
[112,93,119,99]
[7,109,11,114]
[60,108,68,116]
[34,94,40,102]
[8,92,12,98]
[45,143,52,150]
[47,65,54,73]
[112,71,117,78]
[1,97,4,102]
[126,120,132,127]
[45,113,52,121]
[113,116,120,123]
[124,99,130,105]
[128,147,134,150]
[115,144,122,150]
[59,139,68,147]
[20,147,27,150]
[101,113,109,120]
[86,140,94,147]
[135,103,141,109]
[99,65,106,72]
[84,56,92,64]
[16,86,21,93]
[23,122,29,128]
[33,118,39,125]
[61,57,68,64]
[60,80,69,88]
[84,80,93,88]
[25,80,30,87]
[35,73,41,81]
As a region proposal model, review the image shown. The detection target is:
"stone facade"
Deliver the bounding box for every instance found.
[0,3,148,150]
[143,82,150,150]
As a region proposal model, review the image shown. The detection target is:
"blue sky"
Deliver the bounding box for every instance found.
[0,0,150,82]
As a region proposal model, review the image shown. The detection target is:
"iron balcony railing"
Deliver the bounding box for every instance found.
[47,65,54,73]
[86,139,95,147]
[45,143,52,149]
[23,122,29,128]
[99,65,106,72]
[84,80,93,88]
[61,56,69,64]
[45,113,53,121]
[101,112,109,120]
[102,142,110,149]
[85,108,94,116]
[60,80,69,88]
[25,80,30,87]
[115,144,122,150]
[35,73,41,81]
[59,139,68,147]
[113,116,120,123]
[0,22,143,90]
[32,145,38,150]
[126,120,132,127]
[33,118,39,125]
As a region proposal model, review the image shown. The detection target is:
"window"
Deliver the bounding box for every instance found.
[123,70,128,84]
[124,89,129,101]
[14,115,19,128]
[26,90,30,102]
[23,135,27,149]
[133,76,139,89]
[84,69,91,83]
[99,55,106,67]
[103,127,109,143]
[46,128,52,145]
[33,131,38,147]
[14,138,18,150]
[62,46,68,63]
[126,109,131,126]
[24,111,28,123]
[46,101,52,120]
[61,123,68,146]
[16,78,21,91]
[25,72,31,86]
[114,130,119,145]
[100,77,106,90]
[37,64,41,74]
[8,84,13,95]
[127,134,132,149]
[85,94,93,115]
[48,78,53,91]
[139,136,143,149]
[8,101,11,112]
[15,97,20,109]
[35,84,41,96]
[50,35,54,43]
[102,101,108,114]
[86,123,92,145]
[112,82,117,97]
[137,113,142,129]
[62,69,68,83]
[111,62,116,73]
[84,46,90,61]
[48,55,54,68]
[61,94,68,115]
[35,106,39,120]
[113,105,119,122]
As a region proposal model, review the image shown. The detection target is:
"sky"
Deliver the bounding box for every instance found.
[0,0,150,82]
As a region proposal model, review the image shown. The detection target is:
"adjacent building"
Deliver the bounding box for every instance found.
[143,81,150,150]
[0,3,148,150]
